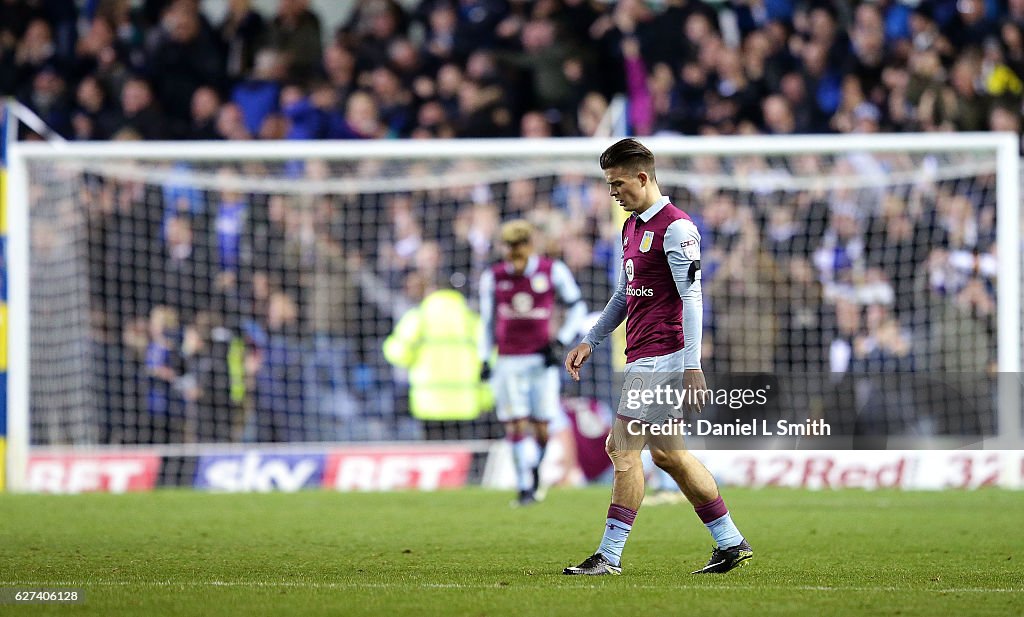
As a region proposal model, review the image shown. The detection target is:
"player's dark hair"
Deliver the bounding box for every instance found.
[600,138,657,183]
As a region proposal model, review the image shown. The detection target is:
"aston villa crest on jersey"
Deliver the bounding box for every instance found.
[639,230,655,253]
[530,272,550,293]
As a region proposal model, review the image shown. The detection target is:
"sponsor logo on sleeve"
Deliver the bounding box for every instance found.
[683,242,700,261]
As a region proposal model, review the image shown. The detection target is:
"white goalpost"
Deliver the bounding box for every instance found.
[4,133,1021,492]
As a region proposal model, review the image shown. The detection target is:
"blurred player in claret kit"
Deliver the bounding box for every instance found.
[479,220,588,506]
[562,139,753,575]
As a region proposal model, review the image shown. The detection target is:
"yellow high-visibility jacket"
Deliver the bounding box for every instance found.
[383,289,493,420]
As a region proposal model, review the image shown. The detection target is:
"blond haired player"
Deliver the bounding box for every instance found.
[479,220,587,505]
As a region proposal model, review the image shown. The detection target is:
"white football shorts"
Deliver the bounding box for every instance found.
[616,347,687,424]
[492,354,560,422]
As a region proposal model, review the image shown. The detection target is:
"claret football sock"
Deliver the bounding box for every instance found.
[694,496,744,549]
[596,504,637,567]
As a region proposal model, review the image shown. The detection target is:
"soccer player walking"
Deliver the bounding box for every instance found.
[479,220,588,505]
[563,139,752,575]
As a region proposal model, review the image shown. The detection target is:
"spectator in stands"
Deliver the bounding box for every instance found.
[338,89,390,138]
[800,40,842,129]
[761,94,796,134]
[118,316,150,443]
[14,18,57,86]
[378,193,424,286]
[852,304,915,373]
[362,66,409,135]
[265,0,322,82]
[216,101,253,140]
[847,303,916,439]
[3,0,1024,144]
[411,99,452,138]
[341,0,408,69]
[951,54,993,131]
[714,46,763,126]
[321,41,357,101]
[422,2,458,67]
[72,15,130,99]
[775,256,826,372]
[15,0,1023,448]
[865,196,932,320]
[704,207,782,373]
[213,169,248,276]
[493,18,577,115]
[454,78,513,137]
[181,310,238,442]
[279,83,322,139]
[117,76,166,139]
[813,204,865,299]
[20,65,73,137]
[148,0,224,125]
[520,110,552,137]
[391,36,427,91]
[156,215,210,320]
[187,85,221,139]
[0,0,36,78]
[32,217,100,445]
[72,74,122,139]
[145,305,182,442]
[252,291,308,441]
[232,48,284,136]
[219,0,266,82]
[931,273,996,375]
[283,222,362,434]
[948,0,996,49]
[922,270,998,434]
[575,91,608,137]
[989,103,1023,151]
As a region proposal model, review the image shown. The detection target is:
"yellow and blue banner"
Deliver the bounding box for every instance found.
[1,103,9,491]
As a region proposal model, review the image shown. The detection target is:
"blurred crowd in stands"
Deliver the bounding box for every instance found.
[4,0,1024,141]
[30,153,998,446]
[16,0,1004,445]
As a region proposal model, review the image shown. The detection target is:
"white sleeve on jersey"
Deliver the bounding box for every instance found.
[478,267,495,362]
[551,260,588,346]
[664,218,703,370]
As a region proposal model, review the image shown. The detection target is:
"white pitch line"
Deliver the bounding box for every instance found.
[0,581,1019,594]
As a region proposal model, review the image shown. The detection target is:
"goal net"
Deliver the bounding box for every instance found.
[5,135,1021,490]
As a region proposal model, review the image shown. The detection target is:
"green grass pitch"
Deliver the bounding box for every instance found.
[1,487,1021,616]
